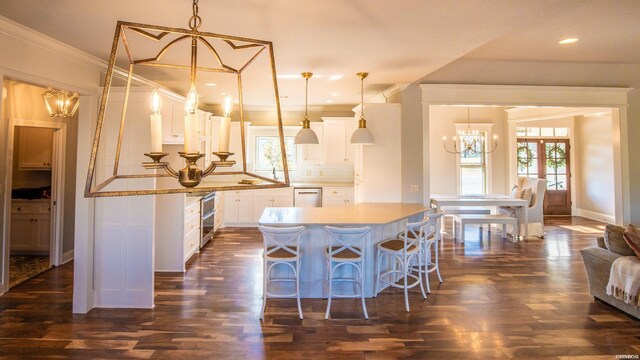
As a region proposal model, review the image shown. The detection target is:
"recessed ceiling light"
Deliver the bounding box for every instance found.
[326,100,334,103]
[330,93,340,97]
[558,38,579,45]
[328,75,343,81]
[205,83,217,87]
[220,92,227,96]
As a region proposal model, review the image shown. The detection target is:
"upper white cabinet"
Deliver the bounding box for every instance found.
[299,122,324,164]
[322,117,356,165]
[18,127,54,170]
[353,103,402,203]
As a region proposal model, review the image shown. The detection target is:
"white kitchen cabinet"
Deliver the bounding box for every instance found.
[18,127,54,170]
[10,199,51,254]
[322,117,356,165]
[352,103,402,203]
[154,182,202,272]
[252,188,293,221]
[300,122,324,164]
[223,190,254,226]
[322,187,354,207]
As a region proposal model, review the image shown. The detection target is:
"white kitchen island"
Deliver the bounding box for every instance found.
[258,203,429,298]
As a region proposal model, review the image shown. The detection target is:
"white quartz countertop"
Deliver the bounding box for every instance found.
[258,203,429,225]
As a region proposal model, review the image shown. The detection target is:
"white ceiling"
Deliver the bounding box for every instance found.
[0,0,638,108]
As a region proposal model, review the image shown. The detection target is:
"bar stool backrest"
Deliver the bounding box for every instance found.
[324,226,371,259]
[258,225,305,258]
[403,218,428,254]
[425,210,445,241]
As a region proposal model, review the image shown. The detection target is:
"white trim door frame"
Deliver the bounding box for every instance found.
[421,84,631,226]
[4,118,67,274]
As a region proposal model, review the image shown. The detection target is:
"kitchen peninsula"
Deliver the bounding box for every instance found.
[258,203,429,297]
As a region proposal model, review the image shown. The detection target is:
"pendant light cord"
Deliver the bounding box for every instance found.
[305,75,309,120]
[360,75,365,120]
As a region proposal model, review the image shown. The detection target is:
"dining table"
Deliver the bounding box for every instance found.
[430,194,529,239]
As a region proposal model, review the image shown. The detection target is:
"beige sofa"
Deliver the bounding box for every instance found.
[580,225,640,320]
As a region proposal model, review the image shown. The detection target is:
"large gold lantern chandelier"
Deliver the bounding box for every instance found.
[85,0,289,197]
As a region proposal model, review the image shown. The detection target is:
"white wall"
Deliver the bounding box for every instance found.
[575,115,615,220]
[429,106,509,195]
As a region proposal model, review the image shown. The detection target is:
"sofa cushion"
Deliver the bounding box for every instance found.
[604,224,636,256]
[623,224,640,258]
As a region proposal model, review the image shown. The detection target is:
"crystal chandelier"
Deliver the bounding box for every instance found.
[443,107,497,156]
[84,0,289,197]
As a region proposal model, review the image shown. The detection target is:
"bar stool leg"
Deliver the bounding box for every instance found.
[296,260,303,320]
[360,259,368,319]
[435,238,443,283]
[374,250,382,297]
[403,256,410,312]
[423,244,431,294]
[260,258,267,320]
[417,253,427,300]
[325,264,333,319]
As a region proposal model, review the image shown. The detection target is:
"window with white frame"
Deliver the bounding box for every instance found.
[455,123,494,195]
[254,136,296,171]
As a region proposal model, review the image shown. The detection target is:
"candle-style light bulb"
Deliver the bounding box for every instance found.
[222,95,233,118]
[150,89,162,114]
[149,89,163,153]
[185,85,198,114]
[442,136,447,141]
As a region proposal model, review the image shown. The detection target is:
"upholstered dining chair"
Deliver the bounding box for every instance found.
[500,177,547,238]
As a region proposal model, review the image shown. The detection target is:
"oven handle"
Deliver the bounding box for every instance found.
[202,210,215,220]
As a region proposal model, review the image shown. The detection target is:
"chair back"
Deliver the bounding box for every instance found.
[324,226,371,260]
[425,209,444,241]
[258,225,305,258]
[402,218,428,254]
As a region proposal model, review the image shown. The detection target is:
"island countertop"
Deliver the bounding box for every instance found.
[258,203,429,226]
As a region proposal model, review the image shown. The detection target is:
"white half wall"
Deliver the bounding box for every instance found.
[575,114,616,220]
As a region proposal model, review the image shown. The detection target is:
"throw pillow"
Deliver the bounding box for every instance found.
[510,184,520,198]
[623,224,640,258]
[517,187,532,206]
[604,224,636,256]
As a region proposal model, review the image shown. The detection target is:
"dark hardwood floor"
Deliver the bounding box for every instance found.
[1,217,639,359]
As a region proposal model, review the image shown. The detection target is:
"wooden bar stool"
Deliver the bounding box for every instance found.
[258,225,305,320]
[375,219,428,312]
[323,226,371,319]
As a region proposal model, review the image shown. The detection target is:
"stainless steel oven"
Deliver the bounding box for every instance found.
[200,192,216,248]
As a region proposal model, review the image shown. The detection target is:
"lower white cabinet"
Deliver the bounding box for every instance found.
[155,189,201,272]
[252,188,293,221]
[223,190,254,226]
[10,199,51,255]
[322,187,354,207]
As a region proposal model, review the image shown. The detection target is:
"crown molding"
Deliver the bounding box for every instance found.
[0,15,106,72]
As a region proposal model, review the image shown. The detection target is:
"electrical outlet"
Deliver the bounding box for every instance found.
[410,185,419,193]
[305,170,311,176]
[319,170,324,176]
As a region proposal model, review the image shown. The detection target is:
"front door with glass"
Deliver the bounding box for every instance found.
[517,138,571,215]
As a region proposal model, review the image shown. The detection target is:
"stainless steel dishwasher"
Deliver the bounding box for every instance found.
[293,188,322,207]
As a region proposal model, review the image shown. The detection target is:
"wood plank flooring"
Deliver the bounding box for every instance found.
[1,217,639,359]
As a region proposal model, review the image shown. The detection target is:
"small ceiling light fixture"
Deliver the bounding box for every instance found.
[558,38,579,45]
[42,89,80,118]
[294,72,319,145]
[350,72,375,145]
[443,107,497,156]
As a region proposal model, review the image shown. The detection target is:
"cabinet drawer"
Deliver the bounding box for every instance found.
[323,187,346,198]
[184,227,200,259]
[37,204,52,214]
[184,213,200,236]
[11,203,36,214]
[185,200,200,218]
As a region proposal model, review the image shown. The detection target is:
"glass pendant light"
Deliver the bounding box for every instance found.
[350,72,375,144]
[294,72,319,144]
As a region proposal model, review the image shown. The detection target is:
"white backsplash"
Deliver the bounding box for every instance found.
[296,163,354,182]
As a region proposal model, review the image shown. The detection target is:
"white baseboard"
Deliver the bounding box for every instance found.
[62,250,74,264]
[575,208,615,224]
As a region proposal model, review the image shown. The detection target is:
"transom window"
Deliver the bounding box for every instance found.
[515,127,569,138]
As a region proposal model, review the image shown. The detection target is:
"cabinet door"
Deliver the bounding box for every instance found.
[10,215,37,251]
[223,192,239,223]
[322,197,345,207]
[272,196,293,207]
[35,217,51,252]
[18,127,54,170]
[301,122,323,164]
[236,196,254,224]
[323,121,347,164]
[345,119,356,164]
[163,103,185,144]
[253,197,272,223]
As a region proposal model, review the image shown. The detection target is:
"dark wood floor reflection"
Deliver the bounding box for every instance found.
[1,217,639,359]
